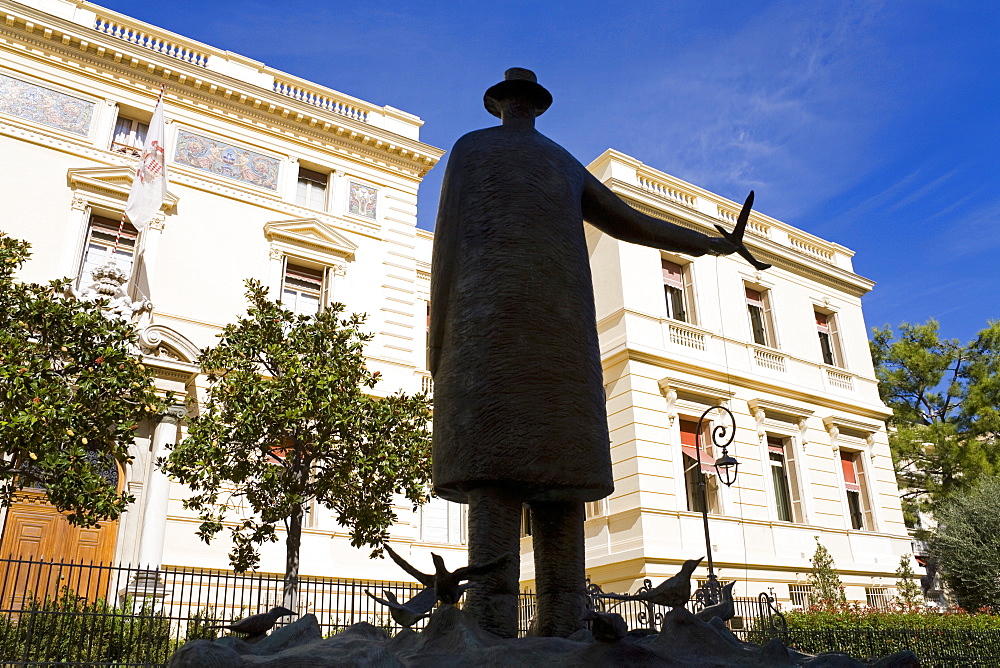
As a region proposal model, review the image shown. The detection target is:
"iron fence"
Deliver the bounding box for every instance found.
[0,556,455,666]
[2,557,997,667]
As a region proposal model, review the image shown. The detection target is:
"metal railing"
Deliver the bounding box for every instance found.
[0,556,461,666]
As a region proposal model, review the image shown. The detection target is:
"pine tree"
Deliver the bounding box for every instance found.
[894,555,924,609]
[807,537,846,608]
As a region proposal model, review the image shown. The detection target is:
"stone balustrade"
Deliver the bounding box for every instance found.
[272,79,370,123]
[788,235,835,264]
[637,174,698,209]
[93,16,209,67]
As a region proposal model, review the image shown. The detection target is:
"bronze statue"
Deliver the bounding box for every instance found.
[429,68,761,639]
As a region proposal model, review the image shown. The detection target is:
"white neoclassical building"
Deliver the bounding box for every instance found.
[0,0,912,611]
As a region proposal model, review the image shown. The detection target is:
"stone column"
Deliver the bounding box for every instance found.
[136,405,186,568]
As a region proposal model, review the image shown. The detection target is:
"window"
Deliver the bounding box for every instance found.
[282,263,324,316]
[662,259,692,323]
[767,435,803,523]
[79,215,136,284]
[866,586,891,610]
[815,311,843,367]
[520,505,532,537]
[745,286,775,347]
[296,167,328,210]
[111,115,148,157]
[585,498,607,519]
[788,584,813,608]
[680,419,719,514]
[420,496,466,545]
[841,451,873,530]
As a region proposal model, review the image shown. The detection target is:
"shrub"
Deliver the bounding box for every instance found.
[0,586,174,663]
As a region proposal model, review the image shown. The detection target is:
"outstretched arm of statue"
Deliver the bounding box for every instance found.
[581,170,736,257]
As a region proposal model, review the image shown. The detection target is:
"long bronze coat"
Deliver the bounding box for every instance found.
[429,125,723,503]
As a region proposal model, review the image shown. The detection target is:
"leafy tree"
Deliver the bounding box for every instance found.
[928,476,1000,613]
[0,232,162,526]
[870,319,1000,520]
[807,537,846,608]
[893,555,923,609]
[161,280,432,609]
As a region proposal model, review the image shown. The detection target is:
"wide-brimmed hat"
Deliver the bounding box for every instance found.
[484,68,552,118]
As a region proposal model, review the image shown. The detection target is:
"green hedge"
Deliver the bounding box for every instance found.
[0,587,221,664]
[748,604,1000,667]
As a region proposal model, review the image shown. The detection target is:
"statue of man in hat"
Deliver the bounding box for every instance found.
[429,69,755,638]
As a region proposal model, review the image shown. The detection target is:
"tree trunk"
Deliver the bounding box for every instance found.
[283,455,308,613]
[284,502,302,612]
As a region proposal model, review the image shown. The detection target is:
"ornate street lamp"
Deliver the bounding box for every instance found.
[693,404,740,607]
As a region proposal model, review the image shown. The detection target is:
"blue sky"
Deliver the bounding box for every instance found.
[101,0,999,344]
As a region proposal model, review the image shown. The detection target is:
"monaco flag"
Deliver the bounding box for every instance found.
[124,90,168,230]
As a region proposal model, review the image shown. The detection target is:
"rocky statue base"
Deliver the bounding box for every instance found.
[169,605,918,668]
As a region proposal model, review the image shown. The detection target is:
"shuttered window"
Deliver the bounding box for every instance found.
[662,259,689,322]
[745,287,774,347]
[80,215,136,284]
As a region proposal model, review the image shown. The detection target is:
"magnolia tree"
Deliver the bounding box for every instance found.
[162,281,432,609]
[0,232,162,526]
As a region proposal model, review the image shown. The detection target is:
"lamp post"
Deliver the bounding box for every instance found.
[693,404,740,607]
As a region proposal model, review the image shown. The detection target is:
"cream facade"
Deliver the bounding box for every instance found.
[0,0,455,581]
[0,0,912,611]
[542,150,911,607]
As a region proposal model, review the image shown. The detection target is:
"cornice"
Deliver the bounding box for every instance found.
[0,3,444,177]
[0,117,385,240]
[609,182,875,298]
[602,343,892,421]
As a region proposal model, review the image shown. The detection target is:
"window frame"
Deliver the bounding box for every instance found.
[814,310,845,368]
[766,434,804,523]
[281,260,326,317]
[840,450,875,531]
[679,417,720,515]
[78,213,138,287]
[110,114,149,158]
[296,166,330,211]
[661,258,696,324]
[744,285,777,348]
[419,495,467,545]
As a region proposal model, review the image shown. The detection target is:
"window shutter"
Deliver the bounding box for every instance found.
[662,259,684,289]
[320,267,332,311]
[856,457,875,530]
[828,313,843,367]
[680,419,713,473]
[682,263,696,324]
[840,451,860,492]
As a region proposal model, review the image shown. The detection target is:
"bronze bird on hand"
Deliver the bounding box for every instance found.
[383,543,513,605]
[694,580,737,623]
[602,558,703,609]
[207,606,295,638]
[365,587,438,628]
[713,191,771,271]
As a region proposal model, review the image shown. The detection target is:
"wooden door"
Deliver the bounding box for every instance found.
[0,492,118,611]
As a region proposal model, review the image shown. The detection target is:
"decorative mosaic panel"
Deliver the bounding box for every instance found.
[348,181,377,219]
[173,129,280,190]
[0,73,94,135]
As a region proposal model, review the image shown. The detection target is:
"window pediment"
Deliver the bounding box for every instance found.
[264,218,358,261]
[67,166,179,210]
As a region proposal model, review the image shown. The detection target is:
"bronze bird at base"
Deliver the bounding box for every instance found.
[208,606,296,638]
[365,587,439,628]
[383,543,513,605]
[695,580,737,623]
[602,558,703,609]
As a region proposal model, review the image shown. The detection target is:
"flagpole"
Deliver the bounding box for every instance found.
[113,83,166,257]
